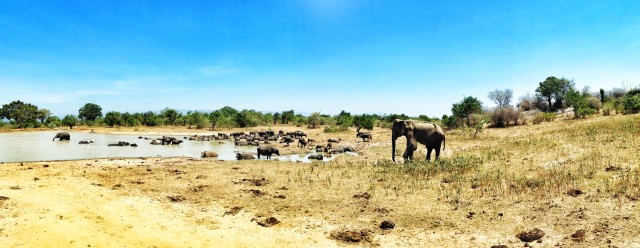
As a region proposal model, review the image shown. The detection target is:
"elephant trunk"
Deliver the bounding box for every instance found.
[391,132,397,162]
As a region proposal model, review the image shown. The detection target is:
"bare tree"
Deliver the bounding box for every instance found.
[488,88,513,108]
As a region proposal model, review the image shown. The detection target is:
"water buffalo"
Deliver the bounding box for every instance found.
[236,152,255,160]
[356,132,372,142]
[298,138,307,148]
[257,146,280,159]
[108,141,130,146]
[201,151,219,158]
[307,154,324,160]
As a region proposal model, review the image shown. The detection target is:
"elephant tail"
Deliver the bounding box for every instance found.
[442,136,446,151]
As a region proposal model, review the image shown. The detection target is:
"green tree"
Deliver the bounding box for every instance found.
[209,110,224,130]
[441,114,457,129]
[44,116,62,129]
[307,112,322,129]
[62,114,79,129]
[78,103,103,123]
[272,112,281,125]
[262,113,274,126]
[121,112,136,127]
[142,111,159,126]
[599,88,605,104]
[281,110,295,124]
[451,96,483,127]
[488,88,513,108]
[219,106,239,117]
[624,89,640,114]
[160,108,180,125]
[1,100,39,128]
[186,111,208,129]
[37,109,52,124]
[335,110,353,131]
[104,111,123,127]
[293,114,307,127]
[535,77,574,110]
[353,114,375,131]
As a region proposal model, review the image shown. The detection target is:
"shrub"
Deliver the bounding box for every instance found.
[532,112,556,124]
[324,125,348,133]
[624,95,640,114]
[585,96,602,111]
[441,115,459,129]
[624,89,640,114]
[488,106,522,127]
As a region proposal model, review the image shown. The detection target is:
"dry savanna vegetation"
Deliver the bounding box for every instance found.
[1,114,639,247]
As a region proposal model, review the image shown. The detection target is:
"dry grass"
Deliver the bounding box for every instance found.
[2,114,640,247]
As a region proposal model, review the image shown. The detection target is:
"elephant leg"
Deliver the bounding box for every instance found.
[426,147,433,161]
[435,146,441,160]
[404,149,415,162]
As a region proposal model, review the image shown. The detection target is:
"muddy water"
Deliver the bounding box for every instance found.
[0,131,256,162]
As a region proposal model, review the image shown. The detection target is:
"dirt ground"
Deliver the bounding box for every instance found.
[1,116,640,247]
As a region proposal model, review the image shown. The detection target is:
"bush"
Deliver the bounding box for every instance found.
[602,101,616,116]
[532,112,556,124]
[624,95,640,114]
[585,96,602,111]
[441,115,459,129]
[488,107,522,127]
[324,125,348,133]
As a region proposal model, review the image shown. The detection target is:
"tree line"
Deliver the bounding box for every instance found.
[2,76,638,131]
[441,76,640,131]
[0,102,435,132]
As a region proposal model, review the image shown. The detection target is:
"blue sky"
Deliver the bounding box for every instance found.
[1,1,639,117]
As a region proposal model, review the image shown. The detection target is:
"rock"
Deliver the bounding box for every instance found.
[256,217,280,227]
[567,189,584,197]
[379,220,395,230]
[517,228,545,242]
[224,206,243,216]
[353,192,371,199]
[330,229,372,243]
[571,229,586,242]
[167,195,186,202]
[466,211,475,219]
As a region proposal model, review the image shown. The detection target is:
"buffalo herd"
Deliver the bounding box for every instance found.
[54,129,371,161]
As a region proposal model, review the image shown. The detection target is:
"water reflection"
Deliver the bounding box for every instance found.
[0,131,359,163]
[0,131,255,162]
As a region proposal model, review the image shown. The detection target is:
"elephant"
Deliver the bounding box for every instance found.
[392,119,445,162]
[257,146,280,159]
[236,152,255,160]
[201,151,219,158]
[356,132,372,142]
[53,132,70,141]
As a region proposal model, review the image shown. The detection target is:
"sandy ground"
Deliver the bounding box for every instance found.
[2,118,640,247]
[0,158,341,247]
